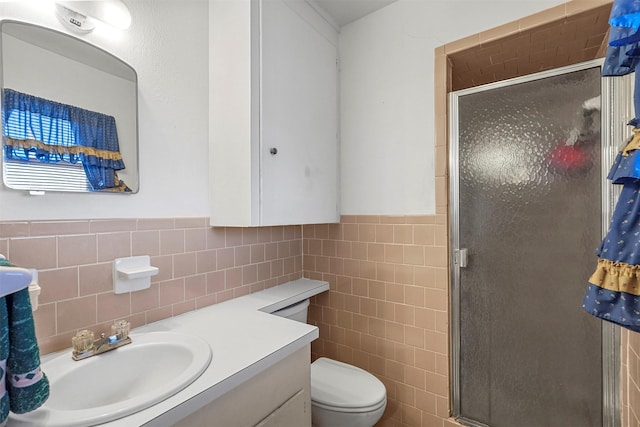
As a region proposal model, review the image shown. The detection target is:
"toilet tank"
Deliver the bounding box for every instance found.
[272,299,309,323]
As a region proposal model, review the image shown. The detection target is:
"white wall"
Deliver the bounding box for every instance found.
[0,0,571,220]
[339,0,566,215]
[0,0,209,220]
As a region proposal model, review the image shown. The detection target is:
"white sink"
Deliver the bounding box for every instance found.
[8,331,212,427]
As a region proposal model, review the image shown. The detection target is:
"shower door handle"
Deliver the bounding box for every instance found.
[455,248,469,268]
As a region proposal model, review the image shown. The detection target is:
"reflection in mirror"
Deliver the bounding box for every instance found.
[0,20,138,193]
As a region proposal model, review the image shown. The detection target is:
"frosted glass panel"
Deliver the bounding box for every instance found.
[457,67,603,427]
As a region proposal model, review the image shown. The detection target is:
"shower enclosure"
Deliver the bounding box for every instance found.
[450,60,629,427]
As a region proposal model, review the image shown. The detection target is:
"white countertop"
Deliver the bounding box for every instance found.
[10,278,329,427]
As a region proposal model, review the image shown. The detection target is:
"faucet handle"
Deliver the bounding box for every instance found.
[111,320,130,340]
[72,330,95,353]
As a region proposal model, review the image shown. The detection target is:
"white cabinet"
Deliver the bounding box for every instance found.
[209,0,339,226]
[173,345,311,427]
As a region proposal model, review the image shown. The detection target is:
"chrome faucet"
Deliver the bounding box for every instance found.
[71,320,132,361]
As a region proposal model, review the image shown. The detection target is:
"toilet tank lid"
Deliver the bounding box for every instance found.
[311,358,386,409]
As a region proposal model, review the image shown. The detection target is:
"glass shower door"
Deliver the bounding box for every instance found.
[451,63,612,427]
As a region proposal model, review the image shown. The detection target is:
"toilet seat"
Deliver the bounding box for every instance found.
[311,358,386,413]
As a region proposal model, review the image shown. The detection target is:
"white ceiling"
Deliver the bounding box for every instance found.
[310,0,397,27]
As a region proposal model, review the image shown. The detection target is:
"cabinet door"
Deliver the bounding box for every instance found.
[260,0,339,225]
[254,389,309,427]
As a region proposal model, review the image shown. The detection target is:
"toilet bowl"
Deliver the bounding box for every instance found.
[273,299,387,427]
[311,357,386,427]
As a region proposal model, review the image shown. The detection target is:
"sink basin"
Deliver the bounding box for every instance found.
[8,331,212,427]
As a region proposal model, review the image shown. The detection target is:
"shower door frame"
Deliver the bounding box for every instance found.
[449,59,623,427]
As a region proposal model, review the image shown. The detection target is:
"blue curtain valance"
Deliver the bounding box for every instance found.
[2,88,128,190]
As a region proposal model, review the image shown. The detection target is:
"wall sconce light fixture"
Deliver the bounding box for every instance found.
[55,0,132,33]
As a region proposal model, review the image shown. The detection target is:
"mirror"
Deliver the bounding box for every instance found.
[0,20,138,193]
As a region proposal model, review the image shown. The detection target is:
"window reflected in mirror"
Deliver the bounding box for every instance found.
[0,20,138,194]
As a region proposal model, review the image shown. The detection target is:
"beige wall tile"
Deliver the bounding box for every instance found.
[256,227,271,244]
[395,265,413,285]
[97,292,131,322]
[174,252,197,278]
[359,224,376,242]
[406,325,425,348]
[57,295,97,333]
[424,330,448,355]
[265,242,279,261]
[160,229,185,255]
[174,217,207,229]
[405,246,425,266]
[250,244,265,263]
[243,264,258,285]
[173,299,196,316]
[0,222,30,238]
[185,228,206,252]
[376,224,394,243]
[9,237,57,269]
[196,293,216,309]
[225,267,242,289]
[207,227,226,249]
[217,247,234,269]
[415,389,437,415]
[97,232,131,262]
[90,219,137,234]
[132,230,160,256]
[131,286,159,312]
[377,263,395,282]
[159,278,185,307]
[39,267,79,303]
[146,306,173,324]
[385,244,404,264]
[196,249,217,274]
[270,259,284,277]
[226,227,243,247]
[31,221,90,236]
[137,218,174,230]
[235,245,251,267]
[414,225,435,246]
[59,235,97,267]
[394,225,413,244]
[415,308,437,331]
[406,285,426,308]
[378,301,395,322]
[185,274,206,299]
[207,271,225,294]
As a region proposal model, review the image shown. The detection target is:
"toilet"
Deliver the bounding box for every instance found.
[273,299,387,427]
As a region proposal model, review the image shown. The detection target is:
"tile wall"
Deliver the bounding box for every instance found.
[303,215,454,427]
[0,218,303,355]
[304,2,627,427]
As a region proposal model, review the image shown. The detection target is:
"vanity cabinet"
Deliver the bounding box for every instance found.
[173,345,311,427]
[210,0,339,226]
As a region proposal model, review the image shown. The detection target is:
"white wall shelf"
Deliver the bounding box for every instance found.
[113,255,158,294]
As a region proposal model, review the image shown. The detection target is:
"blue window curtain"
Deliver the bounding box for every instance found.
[2,88,129,191]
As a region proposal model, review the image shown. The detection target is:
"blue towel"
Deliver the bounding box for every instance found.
[0,259,48,420]
[0,297,9,424]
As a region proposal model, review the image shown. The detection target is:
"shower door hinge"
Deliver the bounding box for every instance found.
[454,248,468,268]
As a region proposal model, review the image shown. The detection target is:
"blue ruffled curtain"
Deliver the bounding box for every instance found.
[2,88,128,191]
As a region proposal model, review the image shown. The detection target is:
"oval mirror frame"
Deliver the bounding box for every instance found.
[0,20,139,194]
